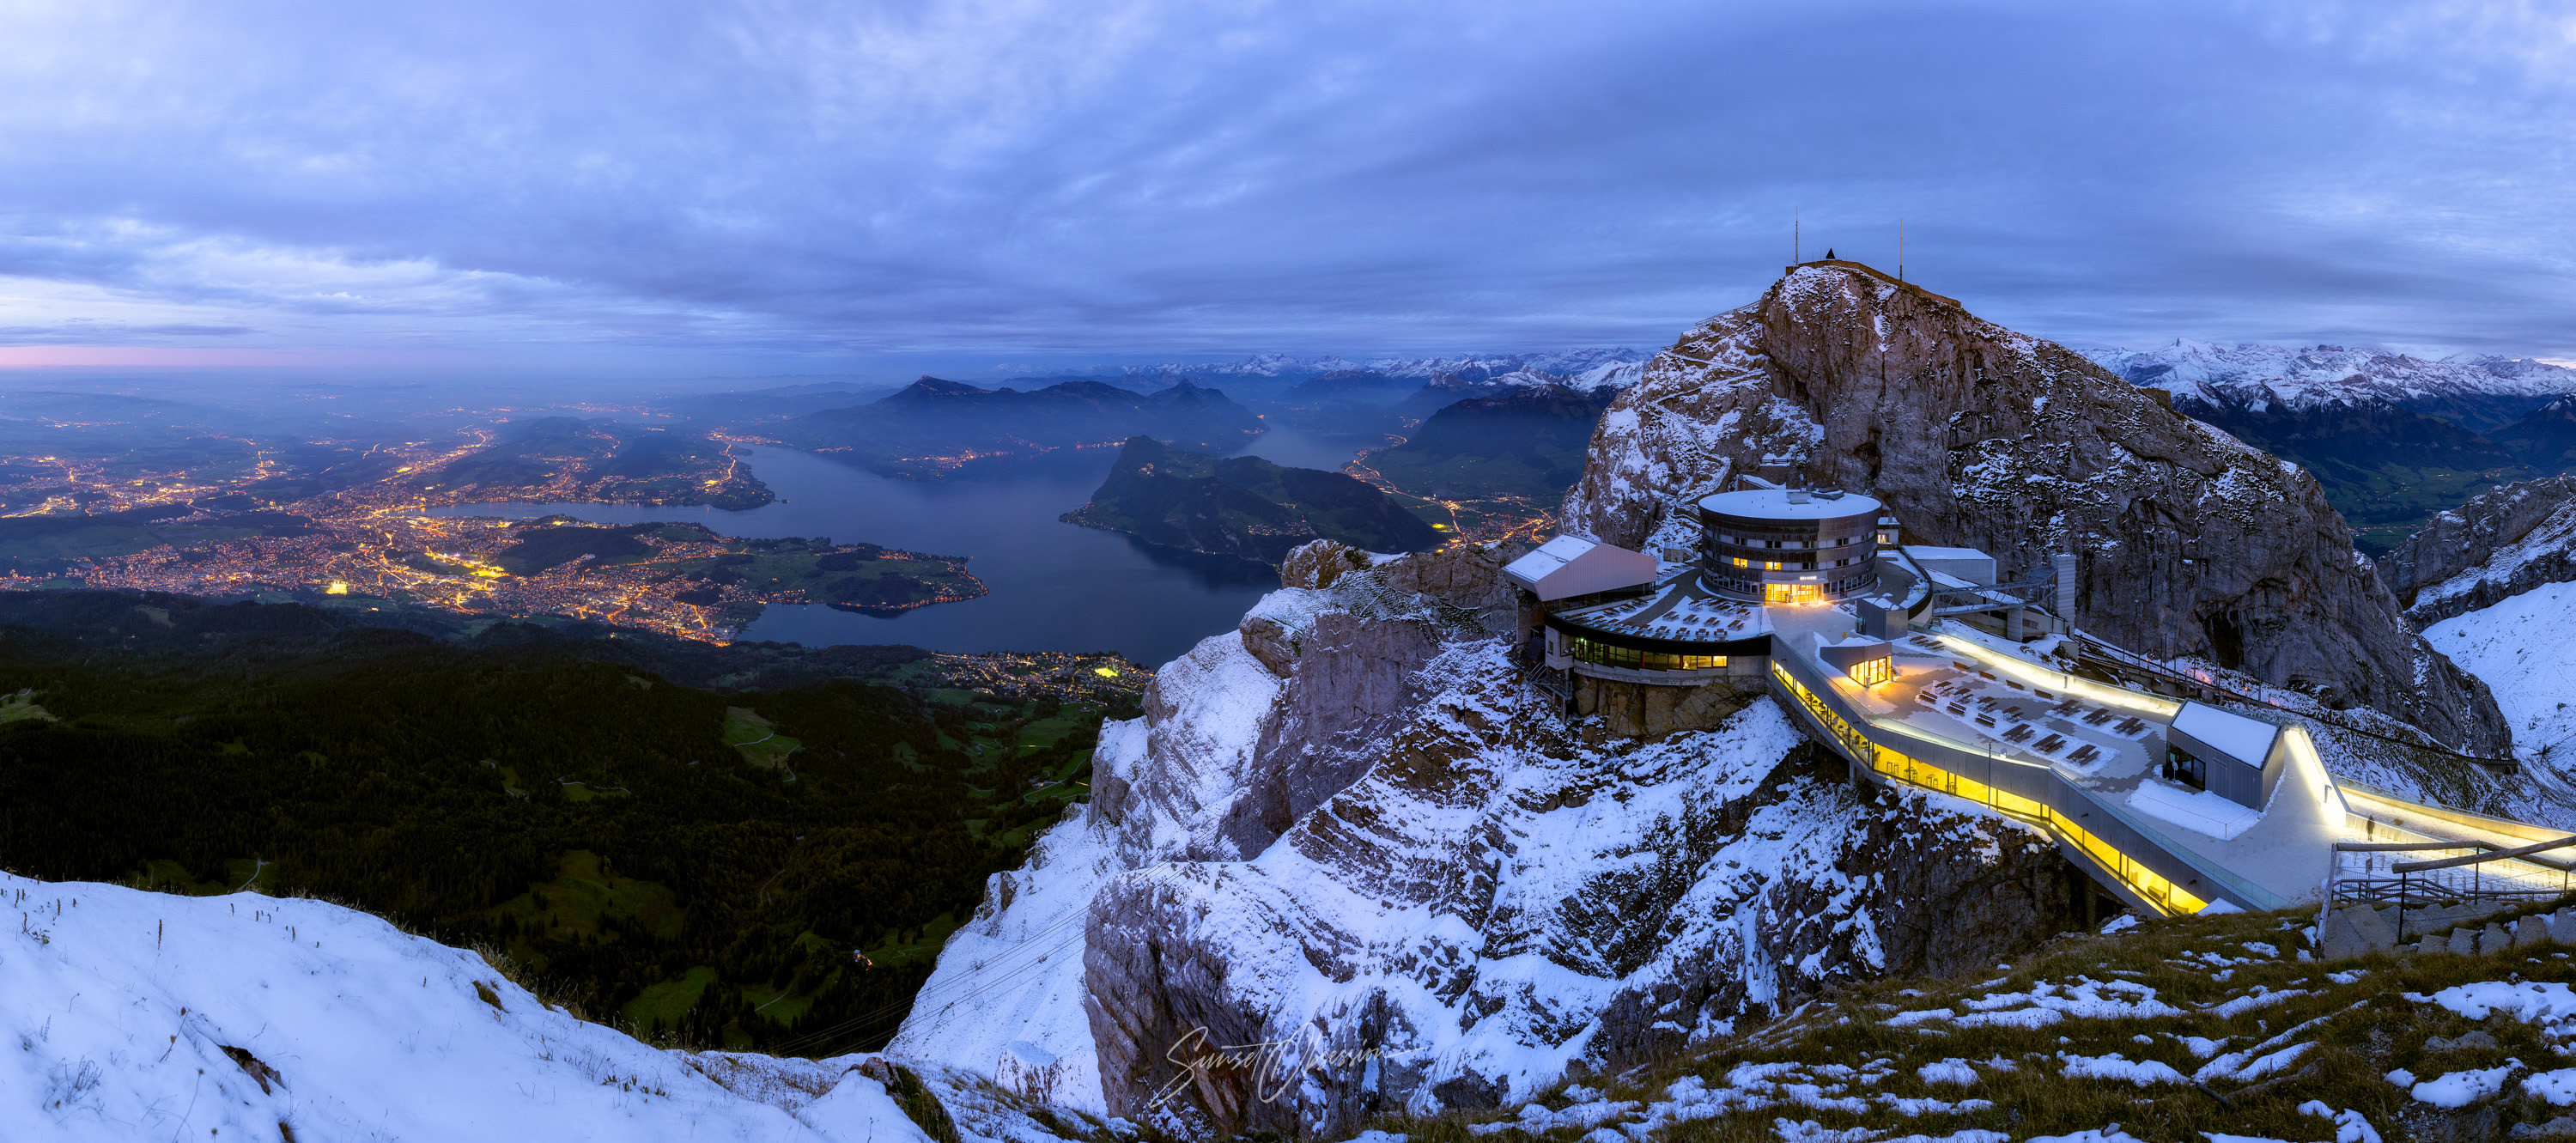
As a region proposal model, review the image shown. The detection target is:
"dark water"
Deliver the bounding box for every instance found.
[427,429,1371,666]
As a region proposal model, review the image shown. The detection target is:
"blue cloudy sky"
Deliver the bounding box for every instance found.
[0,0,2571,378]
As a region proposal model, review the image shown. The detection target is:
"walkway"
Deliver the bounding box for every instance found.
[1761,600,2555,918]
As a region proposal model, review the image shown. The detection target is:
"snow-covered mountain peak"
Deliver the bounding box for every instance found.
[2084,340,2576,410]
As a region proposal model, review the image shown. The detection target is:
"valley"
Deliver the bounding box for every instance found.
[0,591,1145,1056]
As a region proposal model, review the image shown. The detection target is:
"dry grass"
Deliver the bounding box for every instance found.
[1376,902,2576,1141]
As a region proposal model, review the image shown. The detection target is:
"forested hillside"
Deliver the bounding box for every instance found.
[0,591,1138,1056]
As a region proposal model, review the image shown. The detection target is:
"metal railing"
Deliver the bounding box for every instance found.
[2327,835,2576,942]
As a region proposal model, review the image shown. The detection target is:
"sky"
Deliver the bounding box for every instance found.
[0,0,2572,380]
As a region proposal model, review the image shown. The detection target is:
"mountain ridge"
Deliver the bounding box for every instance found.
[1568,264,2510,755]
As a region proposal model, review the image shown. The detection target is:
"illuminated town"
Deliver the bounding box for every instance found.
[0,424,981,644]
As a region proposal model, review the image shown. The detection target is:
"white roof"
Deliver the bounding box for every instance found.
[1906,545,1994,562]
[2171,702,2282,767]
[1504,535,1658,602]
[1504,535,1595,579]
[1697,489,1884,521]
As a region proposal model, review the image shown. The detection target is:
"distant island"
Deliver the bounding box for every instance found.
[1061,435,1443,565]
[773,376,1264,477]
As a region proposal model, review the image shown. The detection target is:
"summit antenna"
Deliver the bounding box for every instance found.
[1899,218,1905,282]
[1794,214,1800,266]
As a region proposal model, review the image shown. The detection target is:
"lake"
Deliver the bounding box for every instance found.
[428,428,1371,666]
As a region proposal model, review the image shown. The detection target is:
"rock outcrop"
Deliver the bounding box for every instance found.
[1564,263,2510,756]
[1079,635,2079,1137]
[892,538,2088,1139]
[2382,475,2576,627]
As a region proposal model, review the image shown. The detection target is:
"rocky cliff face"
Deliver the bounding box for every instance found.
[1564,264,2510,756]
[893,538,2084,1139]
[2383,475,2576,627]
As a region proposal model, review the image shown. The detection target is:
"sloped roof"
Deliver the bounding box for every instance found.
[2171,702,2283,768]
[1504,535,1658,602]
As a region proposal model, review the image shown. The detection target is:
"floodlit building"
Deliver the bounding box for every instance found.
[1492,473,2458,924]
[1696,487,1884,604]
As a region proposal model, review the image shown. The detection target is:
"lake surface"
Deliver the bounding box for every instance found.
[428,428,1372,666]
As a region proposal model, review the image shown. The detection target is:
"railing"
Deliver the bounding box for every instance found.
[1768,658,2215,917]
[2326,835,2576,940]
[2072,641,2518,773]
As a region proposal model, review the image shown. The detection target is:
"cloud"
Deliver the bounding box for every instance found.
[0,0,2569,369]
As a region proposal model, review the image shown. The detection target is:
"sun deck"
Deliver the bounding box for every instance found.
[1765,602,2358,912]
[1552,564,1775,643]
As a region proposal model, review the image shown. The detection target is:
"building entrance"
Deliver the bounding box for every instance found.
[1765,583,1824,605]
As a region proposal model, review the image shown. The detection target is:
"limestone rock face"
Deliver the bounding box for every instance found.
[1079,660,2079,1137]
[1564,264,2509,755]
[900,538,2085,1140]
[2382,475,2576,627]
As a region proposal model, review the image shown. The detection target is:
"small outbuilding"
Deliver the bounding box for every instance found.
[2163,701,2288,810]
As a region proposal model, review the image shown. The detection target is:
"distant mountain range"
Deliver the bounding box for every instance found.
[2087,342,2576,552]
[2087,341,2576,432]
[1119,348,1646,383]
[770,376,1264,477]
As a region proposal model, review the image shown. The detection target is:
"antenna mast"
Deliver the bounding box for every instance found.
[1794,214,1801,266]
[1899,218,1905,282]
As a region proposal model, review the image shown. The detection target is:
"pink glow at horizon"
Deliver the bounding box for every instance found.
[0,346,414,368]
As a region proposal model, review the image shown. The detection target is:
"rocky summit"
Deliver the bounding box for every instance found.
[1564,262,2510,756]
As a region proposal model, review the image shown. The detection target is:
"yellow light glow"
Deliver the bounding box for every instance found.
[325,581,349,595]
[395,466,415,473]
[1092,666,1119,678]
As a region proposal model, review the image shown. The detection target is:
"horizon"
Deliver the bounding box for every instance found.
[3,3,2575,383]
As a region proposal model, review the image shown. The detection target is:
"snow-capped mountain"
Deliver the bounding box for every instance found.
[0,872,939,1143]
[1568,265,2508,756]
[2085,341,2576,416]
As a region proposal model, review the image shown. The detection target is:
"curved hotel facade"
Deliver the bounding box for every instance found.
[1695,488,1883,604]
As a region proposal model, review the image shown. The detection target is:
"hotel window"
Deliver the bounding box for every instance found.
[1764,561,1782,571]
[1846,657,1893,686]
[1732,557,1751,568]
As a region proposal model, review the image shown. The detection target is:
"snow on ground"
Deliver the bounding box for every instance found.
[2425,582,2576,767]
[1881,978,2184,1031]
[883,792,1123,1112]
[0,872,932,1143]
[2409,1062,2521,1109]
[2123,781,2262,841]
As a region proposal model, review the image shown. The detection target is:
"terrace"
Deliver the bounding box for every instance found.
[1767,602,2355,912]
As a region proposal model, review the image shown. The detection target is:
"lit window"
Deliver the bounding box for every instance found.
[1733,557,1750,568]
[1765,561,1782,571]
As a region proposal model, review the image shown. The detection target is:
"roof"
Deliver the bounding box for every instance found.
[2170,702,2283,767]
[1905,545,1995,562]
[1504,535,1595,580]
[1696,488,1884,521]
[1504,535,1659,602]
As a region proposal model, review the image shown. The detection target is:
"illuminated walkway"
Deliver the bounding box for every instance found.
[1761,603,2367,917]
